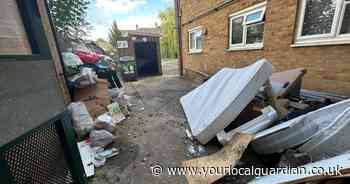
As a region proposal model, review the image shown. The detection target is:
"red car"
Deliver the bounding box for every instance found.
[73,44,104,65]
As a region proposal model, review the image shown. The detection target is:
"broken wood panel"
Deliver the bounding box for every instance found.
[0,0,32,55]
[36,0,71,104]
[182,133,254,184]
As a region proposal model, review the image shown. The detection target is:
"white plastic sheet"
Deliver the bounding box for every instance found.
[253,99,350,155]
[180,59,273,144]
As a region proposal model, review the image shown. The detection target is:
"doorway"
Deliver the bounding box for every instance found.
[134,42,159,76]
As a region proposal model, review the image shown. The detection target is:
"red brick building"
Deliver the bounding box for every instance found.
[178,0,350,95]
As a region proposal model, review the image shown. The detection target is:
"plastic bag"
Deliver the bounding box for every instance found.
[68,102,94,137]
[70,67,98,88]
[89,130,113,148]
[94,113,116,133]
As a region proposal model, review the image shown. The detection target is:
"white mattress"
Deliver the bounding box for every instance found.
[180,59,273,144]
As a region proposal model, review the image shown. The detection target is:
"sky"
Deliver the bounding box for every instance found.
[87,0,174,40]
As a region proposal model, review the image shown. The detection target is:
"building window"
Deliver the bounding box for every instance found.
[295,0,350,46]
[229,2,266,51]
[188,27,203,54]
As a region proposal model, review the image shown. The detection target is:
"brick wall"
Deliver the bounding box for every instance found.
[180,0,350,95]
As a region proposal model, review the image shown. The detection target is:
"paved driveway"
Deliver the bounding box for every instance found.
[90,60,197,184]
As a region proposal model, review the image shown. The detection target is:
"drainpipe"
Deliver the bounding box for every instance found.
[175,0,184,76]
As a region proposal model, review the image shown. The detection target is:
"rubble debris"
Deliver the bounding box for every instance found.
[180,59,272,144]
[77,141,95,177]
[185,142,209,159]
[248,152,350,184]
[68,102,94,137]
[288,100,310,110]
[252,99,350,155]
[264,81,290,118]
[300,89,349,103]
[298,106,350,161]
[217,106,278,145]
[277,149,311,168]
[269,68,307,98]
[182,133,254,184]
[89,130,114,148]
[276,101,332,125]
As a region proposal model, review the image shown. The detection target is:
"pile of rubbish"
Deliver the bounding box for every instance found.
[68,77,128,177]
[67,77,129,177]
[63,51,131,178]
[180,59,350,184]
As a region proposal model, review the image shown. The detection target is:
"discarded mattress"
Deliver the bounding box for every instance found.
[252,99,350,155]
[217,106,278,145]
[181,59,272,144]
[298,106,350,161]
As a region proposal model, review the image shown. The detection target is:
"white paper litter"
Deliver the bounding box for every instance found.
[77,141,95,177]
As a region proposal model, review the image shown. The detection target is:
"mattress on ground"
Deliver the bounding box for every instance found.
[180,59,273,144]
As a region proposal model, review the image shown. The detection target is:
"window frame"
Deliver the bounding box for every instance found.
[188,26,203,54]
[0,0,51,60]
[338,0,350,37]
[228,2,266,51]
[294,0,350,47]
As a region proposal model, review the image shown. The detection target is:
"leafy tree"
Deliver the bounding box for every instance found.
[108,21,122,48]
[47,0,91,42]
[159,7,178,59]
[95,38,117,56]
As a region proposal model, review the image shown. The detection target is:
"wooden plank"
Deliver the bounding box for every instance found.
[265,80,289,118]
[182,133,254,184]
[36,0,71,104]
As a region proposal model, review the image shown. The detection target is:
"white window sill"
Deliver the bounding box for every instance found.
[292,39,350,48]
[189,49,203,54]
[227,45,263,51]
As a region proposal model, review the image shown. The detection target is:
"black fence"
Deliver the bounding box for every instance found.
[0,112,86,184]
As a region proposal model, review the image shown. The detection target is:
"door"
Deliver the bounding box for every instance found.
[134,41,159,76]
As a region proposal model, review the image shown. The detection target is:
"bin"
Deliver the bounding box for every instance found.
[119,56,137,81]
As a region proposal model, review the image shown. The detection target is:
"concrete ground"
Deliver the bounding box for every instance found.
[89,60,198,184]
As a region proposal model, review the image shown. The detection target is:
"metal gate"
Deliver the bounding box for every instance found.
[0,112,86,184]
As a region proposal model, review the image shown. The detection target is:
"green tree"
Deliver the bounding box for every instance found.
[47,0,91,42]
[108,21,122,48]
[96,38,117,56]
[159,7,178,59]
